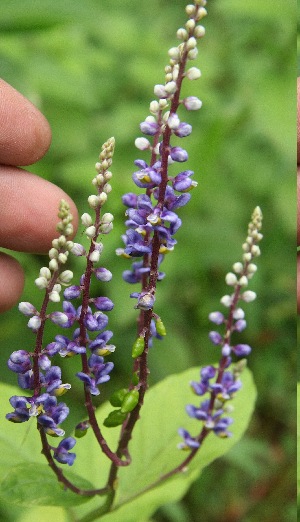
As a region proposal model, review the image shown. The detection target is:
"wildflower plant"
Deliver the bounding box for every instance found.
[1,1,262,520]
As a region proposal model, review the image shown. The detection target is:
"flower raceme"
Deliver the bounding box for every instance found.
[178,206,263,451]
[6,139,118,468]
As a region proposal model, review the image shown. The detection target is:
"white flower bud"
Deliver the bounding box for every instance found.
[59,270,73,284]
[89,250,100,263]
[18,302,36,316]
[196,7,207,20]
[168,47,181,61]
[194,25,206,38]
[49,291,61,303]
[168,113,180,130]
[177,27,188,40]
[233,308,245,320]
[247,263,257,274]
[154,84,168,98]
[88,195,101,209]
[183,96,202,110]
[66,241,74,251]
[185,18,196,32]
[85,226,96,238]
[220,295,233,307]
[187,36,197,50]
[165,81,177,94]
[57,235,67,247]
[233,262,243,273]
[102,184,111,195]
[186,67,201,80]
[71,243,86,256]
[58,252,68,264]
[172,65,179,81]
[251,245,261,257]
[102,212,114,224]
[159,98,169,109]
[187,47,198,60]
[135,137,151,150]
[40,267,51,280]
[28,316,41,331]
[81,213,93,227]
[104,170,113,181]
[49,259,59,272]
[99,222,113,234]
[35,277,48,290]
[53,284,62,293]
[225,272,237,286]
[243,253,252,262]
[239,275,248,287]
[48,248,58,259]
[64,224,73,236]
[242,290,257,303]
[150,100,160,113]
[185,5,196,16]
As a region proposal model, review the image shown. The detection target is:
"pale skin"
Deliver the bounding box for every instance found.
[0,79,78,313]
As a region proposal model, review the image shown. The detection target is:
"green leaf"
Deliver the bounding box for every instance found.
[73,366,256,521]
[0,463,93,507]
[0,383,94,508]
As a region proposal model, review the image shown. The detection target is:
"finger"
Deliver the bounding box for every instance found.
[0,252,24,313]
[298,78,300,164]
[0,165,78,253]
[0,78,52,166]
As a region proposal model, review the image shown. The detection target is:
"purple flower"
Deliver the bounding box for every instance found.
[89,330,115,355]
[76,354,114,395]
[177,428,200,450]
[130,291,155,311]
[46,335,86,357]
[186,399,233,438]
[7,350,32,374]
[53,437,76,466]
[6,396,31,423]
[122,192,138,208]
[209,331,222,345]
[37,395,69,436]
[93,297,114,311]
[140,120,160,136]
[232,343,251,357]
[208,311,224,325]
[190,365,217,396]
[175,122,192,137]
[63,285,82,300]
[132,160,162,188]
[170,147,188,162]
[122,229,152,257]
[84,311,109,332]
[94,267,113,282]
[210,371,242,400]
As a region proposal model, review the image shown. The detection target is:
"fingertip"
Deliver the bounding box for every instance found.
[0,252,24,313]
[0,79,52,166]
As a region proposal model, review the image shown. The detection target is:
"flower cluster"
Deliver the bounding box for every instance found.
[6,139,117,466]
[116,2,207,321]
[179,206,263,450]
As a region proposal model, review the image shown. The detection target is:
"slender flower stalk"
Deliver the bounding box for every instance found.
[105,0,208,502]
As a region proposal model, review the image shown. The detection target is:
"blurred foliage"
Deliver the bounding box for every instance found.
[0,0,295,521]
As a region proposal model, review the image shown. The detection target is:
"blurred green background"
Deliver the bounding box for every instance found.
[0,0,295,521]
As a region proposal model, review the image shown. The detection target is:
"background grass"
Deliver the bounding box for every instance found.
[0,1,295,521]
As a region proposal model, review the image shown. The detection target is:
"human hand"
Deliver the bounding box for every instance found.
[0,79,78,312]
